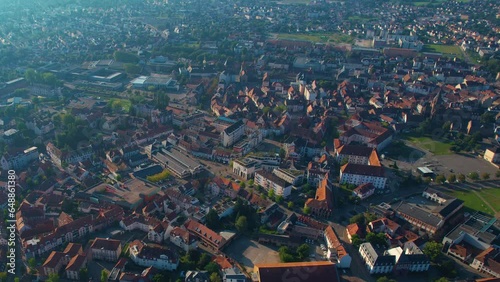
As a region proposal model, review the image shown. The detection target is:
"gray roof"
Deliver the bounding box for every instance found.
[395,202,443,227]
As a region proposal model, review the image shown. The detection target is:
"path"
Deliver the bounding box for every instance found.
[471,189,500,218]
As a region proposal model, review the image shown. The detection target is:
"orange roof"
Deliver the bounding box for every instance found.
[346,223,360,236]
[368,149,381,166]
[213,255,233,269]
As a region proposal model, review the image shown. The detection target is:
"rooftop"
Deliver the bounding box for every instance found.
[254,261,340,282]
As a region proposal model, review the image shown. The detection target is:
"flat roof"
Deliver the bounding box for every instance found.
[418,167,433,174]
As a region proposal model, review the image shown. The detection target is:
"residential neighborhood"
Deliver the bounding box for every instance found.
[1,0,500,282]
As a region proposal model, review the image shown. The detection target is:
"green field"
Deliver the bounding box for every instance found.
[275,33,355,44]
[448,189,494,215]
[405,136,452,155]
[422,44,464,59]
[478,188,500,213]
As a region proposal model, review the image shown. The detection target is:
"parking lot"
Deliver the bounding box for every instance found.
[225,236,280,272]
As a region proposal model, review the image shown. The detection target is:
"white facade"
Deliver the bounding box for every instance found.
[340,172,387,189]
[232,159,257,180]
[358,243,394,274]
[130,245,179,271]
[254,171,292,198]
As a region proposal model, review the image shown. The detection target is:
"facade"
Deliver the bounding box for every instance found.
[470,247,500,278]
[484,147,500,164]
[222,120,245,147]
[170,227,198,252]
[129,240,179,271]
[272,168,304,186]
[253,261,340,282]
[388,242,430,273]
[358,243,395,274]
[335,145,374,165]
[324,226,352,268]
[65,254,87,280]
[222,267,246,282]
[340,163,386,189]
[0,146,38,170]
[254,169,293,198]
[90,238,122,262]
[232,158,258,180]
[185,271,210,282]
[353,183,375,200]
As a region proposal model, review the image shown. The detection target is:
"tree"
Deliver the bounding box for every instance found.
[79,268,89,282]
[351,234,362,247]
[28,257,36,269]
[153,274,165,282]
[235,216,248,233]
[366,232,387,247]
[205,209,222,230]
[287,201,294,209]
[101,269,109,282]
[279,148,286,158]
[275,195,283,204]
[204,262,220,274]
[480,112,495,124]
[457,174,466,183]
[124,63,141,75]
[198,253,212,269]
[209,273,222,282]
[47,273,60,282]
[468,172,479,181]
[481,172,490,180]
[423,241,443,263]
[268,189,275,200]
[424,177,432,184]
[434,278,449,282]
[297,244,310,260]
[435,174,446,184]
[0,273,8,282]
[350,214,365,225]
[447,174,456,183]
[376,277,397,282]
[302,206,311,215]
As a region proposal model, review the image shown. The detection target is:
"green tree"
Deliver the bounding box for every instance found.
[204,262,220,274]
[197,253,211,269]
[297,244,310,260]
[113,51,139,63]
[350,214,365,225]
[209,273,222,282]
[468,172,479,181]
[47,273,60,282]
[275,195,283,204]
[457,174,466,183]
[496,170,500,178]
[481,172,490,180]
[302,206,311,215]
[153,274,165,282]
[101,269,109,282]
[376,277,397,282]
[435,174,446,184]
[235,216,248,233]
[366,232,387,247]
[351,234,362,247]
[0,273,8,282]
[79,268,89,282]
[434,278,449,282]
[28,257,36,269]
[268,189,275,200]
[424,177,432,184]
[124,63,141,75]
[423,241,443,263]
[205,209,222,230]
[480,112,495,124]
[447,174,456,183]
[287,201,294,209]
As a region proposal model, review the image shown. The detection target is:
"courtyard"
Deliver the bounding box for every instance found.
[225,236,280,272]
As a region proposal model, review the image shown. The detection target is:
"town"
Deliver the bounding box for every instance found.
[0,0,500,282]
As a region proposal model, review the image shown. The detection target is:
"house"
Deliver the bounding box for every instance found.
[353,183,375,200]
[43,251,65,276]
[346,223,363,243]
[387,242,430,274]
[335,145,377,165]
[422,187,455,205]
[232,158,259,180]
[254,169,292,198]
[65,254,87,280]
[0,146,38,170]
[324,226,352,268]
[272,168,304,186]
[185,219,226,251]
[304,176,333,218]
[90,238,122,262]
[170,227,198,252]
[129,240,179,271]
[470,247,500,278]
[358,242,396,274]
[222,267,246,282]
[340,163,386,190]
[253,261,340,282]
[46,142,93,167]
[185,270,210,282]
[484,147,500,165]
[368,218,400,237]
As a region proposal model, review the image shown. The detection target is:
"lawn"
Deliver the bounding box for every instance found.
[275,33,355,44]
[447,189,494,215]
[405,136,452,155]
[422,44,464,60]
[478,188,500,213]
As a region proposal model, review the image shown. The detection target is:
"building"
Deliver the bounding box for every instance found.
[443,212,500,249]
[340,163,386,189]
[254,169,293,198]
[222,267,246,282]
[43,251,65,276]
[65,254,87,280]
[387,242,430,274]
[324,226,351,268]
[185,220,226,251]
[358,243,395,274]
[353,183,375,200]
[129,240,179,271]
[0,146,38,170]
[232,158,259,180]
[185,271,210,282]
[252,261,340,282]
[422,188,455,205]
[272,168,304,186]
[131,74,180,91]
[304,176,333,218]
[90,238,122,262]
[170,227,198,252]
[471,247,500,278]
[222,120,245,147]
[46,142,92,167]
[484,147,500,165]
[152,147,204,178]
[395,198,463,235]
[335,145,379,165]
